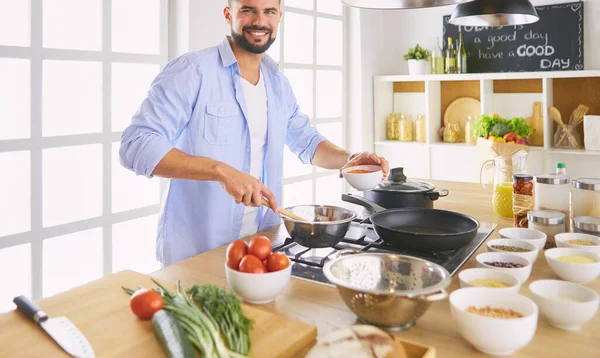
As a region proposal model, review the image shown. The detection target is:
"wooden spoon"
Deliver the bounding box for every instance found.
[549,106,580,148]
[261,197,307,222]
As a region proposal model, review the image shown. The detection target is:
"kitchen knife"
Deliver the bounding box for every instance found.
[13,295,95,358]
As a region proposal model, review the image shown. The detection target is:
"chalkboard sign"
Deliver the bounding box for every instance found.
[442,1,584,73]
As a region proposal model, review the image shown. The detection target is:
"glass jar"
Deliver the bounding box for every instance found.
[415,115,426,142]
[534,174,570,231]
[571,178,600,219]
[464,116,476,145]
[399,114,414,142]
[573,216,600,237]
[554,124,583,149]
[443,123,461,143]
[528,210,566,249]
[386,112,400,140]
[480,151,528,219]
[513,174,533,228]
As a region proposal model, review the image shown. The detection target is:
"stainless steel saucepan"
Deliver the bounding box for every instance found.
[281,205,357,248]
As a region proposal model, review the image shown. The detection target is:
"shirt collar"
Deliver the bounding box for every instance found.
[218,36,279,73]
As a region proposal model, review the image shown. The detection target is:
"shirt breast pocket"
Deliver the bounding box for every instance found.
[203,102,241,146]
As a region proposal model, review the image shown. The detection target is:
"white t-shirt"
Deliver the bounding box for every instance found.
[238,70,268,239]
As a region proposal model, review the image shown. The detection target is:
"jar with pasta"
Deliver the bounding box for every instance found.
[513,174,533,228]
[399,114,414,142]
[415,115,427,142]
[386,113,400,140]
[443,123,461,143]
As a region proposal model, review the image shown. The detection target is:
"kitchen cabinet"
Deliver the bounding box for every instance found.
[373,70,600,183]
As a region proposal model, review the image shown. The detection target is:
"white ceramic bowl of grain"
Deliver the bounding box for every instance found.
[499,228,547,251]
[458,268,521,293]
[450,287,538,356]
[529,279,600,331]
[555,233,600,255]
[544,248,600,284]
[475,252,533,284]
[486,238,539,263]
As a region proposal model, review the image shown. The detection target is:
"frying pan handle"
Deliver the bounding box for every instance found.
[341,194,387,213]
[409,289,448,302]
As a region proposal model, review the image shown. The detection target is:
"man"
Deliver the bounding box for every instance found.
[120,0,389,267]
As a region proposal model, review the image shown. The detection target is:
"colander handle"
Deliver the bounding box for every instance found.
[410,289,448,302]
[329,249,361,261]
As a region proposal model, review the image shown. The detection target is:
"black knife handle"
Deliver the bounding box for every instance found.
[13,295,48,323]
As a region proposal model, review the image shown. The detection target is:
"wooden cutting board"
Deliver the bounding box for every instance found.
[0,270,317,358]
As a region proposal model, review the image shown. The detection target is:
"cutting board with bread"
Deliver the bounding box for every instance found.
[306,325,436,358]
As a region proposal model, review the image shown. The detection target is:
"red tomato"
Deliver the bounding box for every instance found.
[266,252,290,272]
[226,240,248,270]
[130,289,163,320]
[248,236,272,261]
[239,254,267,274]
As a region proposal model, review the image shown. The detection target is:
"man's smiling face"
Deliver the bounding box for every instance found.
[226,0,282,54]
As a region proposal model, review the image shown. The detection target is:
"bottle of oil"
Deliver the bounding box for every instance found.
[445,37,457,74]
[457,28,468,74]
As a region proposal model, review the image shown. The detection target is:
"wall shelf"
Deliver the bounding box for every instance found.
[373,70,600,183]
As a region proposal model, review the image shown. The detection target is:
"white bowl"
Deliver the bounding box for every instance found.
[529,280,600,331]
[555,233,600,255]
[487,239,539,263]
[224,262,291,304]
[341,165,383,191]
[458,268,521,293]
[544,248,600,284]
[475,252,533,284]
[450,287,538,356]
[499,228,547,251]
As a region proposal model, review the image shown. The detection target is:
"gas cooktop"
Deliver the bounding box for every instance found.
[272,220,497,286]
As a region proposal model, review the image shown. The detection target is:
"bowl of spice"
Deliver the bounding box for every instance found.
[449,287,538,356]
[341,165,383,191]
[529,280,599,331]
[475,252,533,284]
[458,268,521,293]
[499,227,547,251]
[486,238,539,263]
[544,248,600,284]
[555,233,600,255]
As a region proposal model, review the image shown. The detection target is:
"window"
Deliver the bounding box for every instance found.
[272,0,345,208]
[0,0,168,310]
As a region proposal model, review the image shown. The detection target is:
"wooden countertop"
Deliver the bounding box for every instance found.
[150,180,600,357]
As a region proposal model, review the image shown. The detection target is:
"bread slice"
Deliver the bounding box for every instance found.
[306,325,407,358]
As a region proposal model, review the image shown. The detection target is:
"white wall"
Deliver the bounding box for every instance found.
[169,0,230,57]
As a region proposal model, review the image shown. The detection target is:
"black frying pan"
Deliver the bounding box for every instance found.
[342,194,480,252]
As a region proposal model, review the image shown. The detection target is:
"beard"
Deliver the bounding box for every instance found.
[231,26,276,54]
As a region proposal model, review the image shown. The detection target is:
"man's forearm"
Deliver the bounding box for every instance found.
[312,140,351,170]
[152,148,225,181]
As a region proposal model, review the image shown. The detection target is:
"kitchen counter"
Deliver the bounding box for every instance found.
[150,180,600,357]
[0,180,598,357]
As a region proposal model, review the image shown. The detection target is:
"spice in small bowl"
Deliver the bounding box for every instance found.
[466,306,524,319]
[484,261,524,268]
[490,245,530,253]
[566,240,597,246]
[469,279,509,288]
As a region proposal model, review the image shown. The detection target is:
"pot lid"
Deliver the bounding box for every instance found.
[373,168,435,193]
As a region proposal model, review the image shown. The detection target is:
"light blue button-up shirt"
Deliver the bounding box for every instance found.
[120,37,326,266]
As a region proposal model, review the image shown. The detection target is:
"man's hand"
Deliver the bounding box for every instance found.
[216,164,279,212]
[340,152,389,180]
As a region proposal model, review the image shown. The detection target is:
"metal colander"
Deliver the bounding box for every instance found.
[323,252,451,331]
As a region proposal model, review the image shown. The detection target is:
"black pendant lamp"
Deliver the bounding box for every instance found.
[449,0,539,27]
[341,0,470,10]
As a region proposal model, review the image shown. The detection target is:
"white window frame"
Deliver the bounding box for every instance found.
[278,1,347,205]
[0,0,169,299]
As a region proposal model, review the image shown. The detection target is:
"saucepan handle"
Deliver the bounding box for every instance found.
[341,194,387,213]
[13,295,48,324]
[426,189,449,200]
